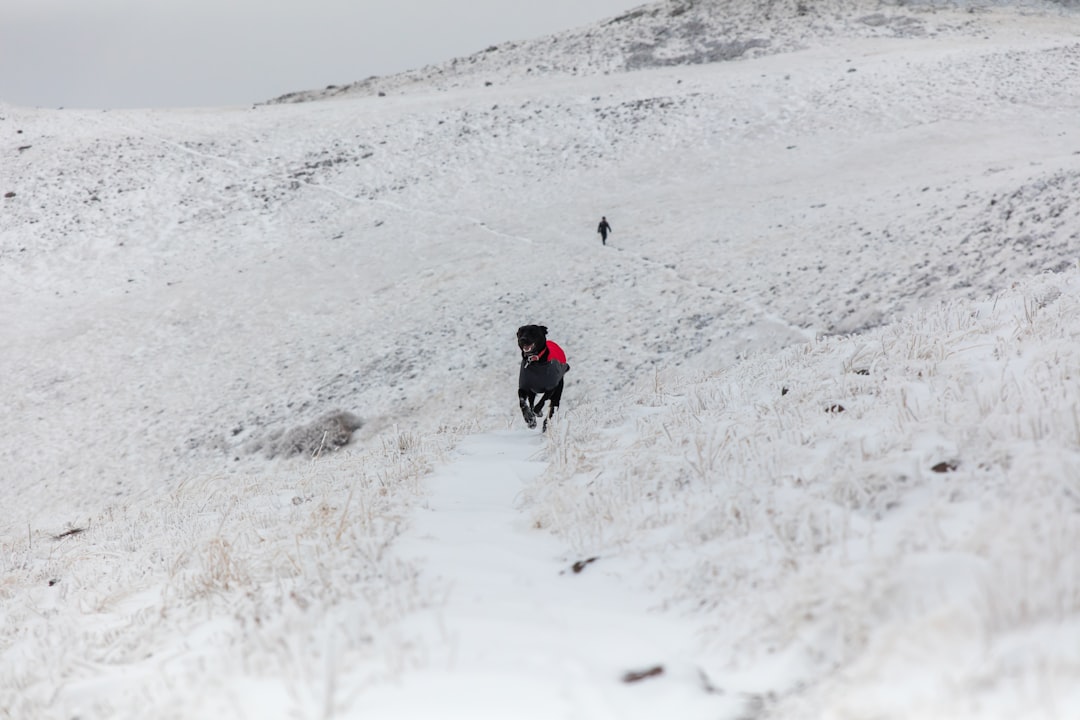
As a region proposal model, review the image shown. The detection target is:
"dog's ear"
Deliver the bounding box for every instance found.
[538,325,548,335]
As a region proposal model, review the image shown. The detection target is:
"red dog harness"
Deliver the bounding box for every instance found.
[544,340,566,364]
[525,340,567,365]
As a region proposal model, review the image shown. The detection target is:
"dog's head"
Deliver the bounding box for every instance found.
[517,324,548,357]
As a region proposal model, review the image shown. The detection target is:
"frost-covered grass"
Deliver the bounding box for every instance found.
[535,271,1080,718]
[0,428,452,719]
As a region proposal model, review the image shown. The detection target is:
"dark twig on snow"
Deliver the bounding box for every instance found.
[52,527,86,540]
[571,556,599,573]
[622,665,664,683]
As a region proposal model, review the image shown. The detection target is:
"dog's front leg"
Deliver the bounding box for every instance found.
[518,389,537,429]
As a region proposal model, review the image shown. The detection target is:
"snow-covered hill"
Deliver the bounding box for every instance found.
[264,0,1078,102]
[2,0,1080,717]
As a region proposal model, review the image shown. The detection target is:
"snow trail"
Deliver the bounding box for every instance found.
[357,430,739,719]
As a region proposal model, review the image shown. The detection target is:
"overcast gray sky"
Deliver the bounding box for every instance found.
[1,0,643,109]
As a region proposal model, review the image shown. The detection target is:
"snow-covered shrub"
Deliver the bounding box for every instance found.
[258,410,363,458]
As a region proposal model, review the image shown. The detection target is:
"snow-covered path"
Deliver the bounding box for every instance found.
[357,431,739,719]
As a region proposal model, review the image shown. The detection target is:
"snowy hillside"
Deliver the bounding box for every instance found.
[2,0,1080,717]
[265,0,1079,102]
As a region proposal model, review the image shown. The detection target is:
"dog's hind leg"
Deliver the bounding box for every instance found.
[541,380,565,433]
[518,389,537,429]
[549,380,565,415]
[542,405,555,433]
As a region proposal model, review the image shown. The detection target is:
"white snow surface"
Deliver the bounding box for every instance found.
[3,0,1080,717]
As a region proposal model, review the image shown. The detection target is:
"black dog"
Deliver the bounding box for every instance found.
[517,325,569,432]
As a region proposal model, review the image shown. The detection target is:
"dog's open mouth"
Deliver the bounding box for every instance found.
[519,341,537,354]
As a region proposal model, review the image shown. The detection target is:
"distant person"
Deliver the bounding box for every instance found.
[597,216,612,245]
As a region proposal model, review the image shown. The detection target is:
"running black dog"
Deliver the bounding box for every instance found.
[517,324,569,431]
